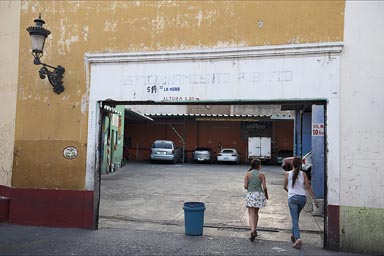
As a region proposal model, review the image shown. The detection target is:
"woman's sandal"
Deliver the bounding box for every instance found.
[250,231,257,242]
[292,239,302,249]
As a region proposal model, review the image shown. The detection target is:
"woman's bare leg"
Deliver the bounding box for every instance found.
[248,207,256,232]
[254,208,260,231]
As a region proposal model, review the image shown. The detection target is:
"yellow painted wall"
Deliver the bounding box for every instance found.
[14,1,345,190]
[0,1,20,187]
[340,206,384,255]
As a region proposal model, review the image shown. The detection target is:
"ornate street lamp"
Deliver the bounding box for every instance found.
[27,14,65,94]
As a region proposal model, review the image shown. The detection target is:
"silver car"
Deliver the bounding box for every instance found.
[192,147,214,163]
[150,140,181,163]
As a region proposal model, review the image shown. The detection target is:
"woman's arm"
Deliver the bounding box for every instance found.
[260,173,269,200]
[283,172,288,192]
[303,172,318,206]
[244,173,249,190]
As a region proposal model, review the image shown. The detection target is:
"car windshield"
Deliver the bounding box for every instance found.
[222,149,235,153]
[153,142,172,149]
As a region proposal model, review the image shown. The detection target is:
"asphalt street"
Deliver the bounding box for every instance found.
[0,222,365,256]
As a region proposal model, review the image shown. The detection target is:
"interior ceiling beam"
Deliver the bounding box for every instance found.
[281,104,313,111]
[103,99,327,106]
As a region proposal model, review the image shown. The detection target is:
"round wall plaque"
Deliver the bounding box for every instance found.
[63,146,78,159]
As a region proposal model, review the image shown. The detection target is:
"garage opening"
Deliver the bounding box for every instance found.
[94,100,326,246]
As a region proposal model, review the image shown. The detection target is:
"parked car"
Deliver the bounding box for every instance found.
[150,140,182,164]
[281,151,312,180]
[192,147,215,163]
[217,148,240,164]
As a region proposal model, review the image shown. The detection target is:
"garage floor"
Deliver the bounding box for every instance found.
[99,162,324,245]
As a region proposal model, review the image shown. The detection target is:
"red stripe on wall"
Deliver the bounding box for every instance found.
[0,185,11,197]
[326,205,340,250]
[0,185,11,222]
[5,186,94,229]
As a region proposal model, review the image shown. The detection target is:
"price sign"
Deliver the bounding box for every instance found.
[312,123,324,136]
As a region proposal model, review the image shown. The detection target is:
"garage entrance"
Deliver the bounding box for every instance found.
[86,43,341,247]
[94,100,326,245]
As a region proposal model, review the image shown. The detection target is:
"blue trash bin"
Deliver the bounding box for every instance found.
[183,202,205,236]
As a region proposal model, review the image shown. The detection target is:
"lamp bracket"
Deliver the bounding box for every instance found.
[38,63,65,94]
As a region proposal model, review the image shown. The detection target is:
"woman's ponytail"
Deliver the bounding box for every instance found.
[291,156,302,188]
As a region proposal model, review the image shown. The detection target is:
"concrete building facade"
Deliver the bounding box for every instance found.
[0,1,383,254]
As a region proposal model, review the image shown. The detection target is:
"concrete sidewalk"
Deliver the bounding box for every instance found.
[99,162,324,246]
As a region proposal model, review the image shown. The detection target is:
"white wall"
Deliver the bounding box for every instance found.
[340,2,384,208]
[87,44,342,103]
[0,1,20,187]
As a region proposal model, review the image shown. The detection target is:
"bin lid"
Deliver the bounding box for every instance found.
[183,202,205,210]
[184,202,205,207]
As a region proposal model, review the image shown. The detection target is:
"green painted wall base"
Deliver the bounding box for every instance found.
[340,206,384,255]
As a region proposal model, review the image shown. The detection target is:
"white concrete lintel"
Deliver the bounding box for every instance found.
[84,42,343,64]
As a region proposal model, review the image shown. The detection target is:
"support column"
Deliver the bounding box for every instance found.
[311,105,325,199]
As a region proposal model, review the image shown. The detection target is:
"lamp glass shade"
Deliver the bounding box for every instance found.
[30,33,46,53]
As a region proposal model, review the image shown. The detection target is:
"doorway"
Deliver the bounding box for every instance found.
[94,101,326,246]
